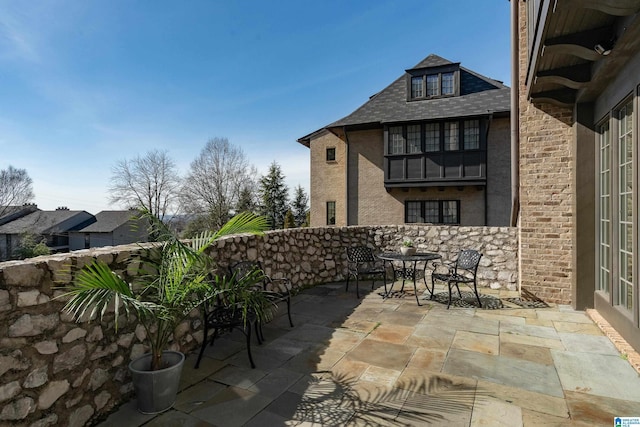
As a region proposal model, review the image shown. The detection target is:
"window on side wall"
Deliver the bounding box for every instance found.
[326,147,336,162]
[326,201,336,225]
[405,200,460,224]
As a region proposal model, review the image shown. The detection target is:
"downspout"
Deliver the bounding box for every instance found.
[343,126,350,226]
[510,0,520,227]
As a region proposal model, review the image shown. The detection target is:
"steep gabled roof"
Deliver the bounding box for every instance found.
[77,210,139,233]
[298,54,510,145]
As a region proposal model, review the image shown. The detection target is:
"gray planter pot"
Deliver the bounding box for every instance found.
[128,350,185,414]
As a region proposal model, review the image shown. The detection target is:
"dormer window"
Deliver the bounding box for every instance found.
[407,65,460,101]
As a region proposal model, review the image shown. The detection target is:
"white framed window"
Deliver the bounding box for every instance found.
[617,100,634,311]
[598,120,611,294]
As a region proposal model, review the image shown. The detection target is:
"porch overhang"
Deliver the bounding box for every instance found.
[526,0,640,107]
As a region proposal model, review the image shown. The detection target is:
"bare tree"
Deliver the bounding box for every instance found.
[0,166,34,217]
[109,150,181,221]
[180,137,256,230]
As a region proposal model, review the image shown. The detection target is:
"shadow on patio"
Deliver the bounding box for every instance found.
[97,282,640,426]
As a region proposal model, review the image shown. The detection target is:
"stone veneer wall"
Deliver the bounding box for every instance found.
[0,225,516,426]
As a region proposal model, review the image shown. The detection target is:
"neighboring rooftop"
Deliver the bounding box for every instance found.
[0,209,95,234]
[77,210,139,233]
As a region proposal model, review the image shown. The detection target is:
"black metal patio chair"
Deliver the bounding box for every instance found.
[194,292,260,369]
[345,246,386,298]
[229,260,294,329]
[431,249,483,309]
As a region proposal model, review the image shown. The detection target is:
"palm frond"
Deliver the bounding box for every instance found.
[212,212,268,240]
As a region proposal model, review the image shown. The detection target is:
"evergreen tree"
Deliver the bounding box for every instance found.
[236,185,257,214]
[283,209,295,228]
[291,185,309,227]
[259,162,289,230]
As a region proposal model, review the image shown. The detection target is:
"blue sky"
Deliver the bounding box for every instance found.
[0,1,511,213]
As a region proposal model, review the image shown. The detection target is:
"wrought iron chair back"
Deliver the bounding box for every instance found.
[345,246,386,298]
[229,260,294,328]
[455,249,482,276]
[432,249,483,308]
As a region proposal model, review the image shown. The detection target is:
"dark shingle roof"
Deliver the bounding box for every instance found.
[298,54,510,145]
[0,210,95,234]
[77,211,138,233]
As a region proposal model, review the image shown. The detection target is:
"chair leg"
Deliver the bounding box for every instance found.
[345,274,350,293]
[431,275,437,300]
[286,297,294,327]
[355,275,360,299]
[245,324,256,369]
[195,326,217,369]
[254,320,262,345]
[195,326,209,369]
[473,281,482,308]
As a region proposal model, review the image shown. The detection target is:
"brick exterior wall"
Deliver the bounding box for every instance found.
[518,0,575,304]
[309,131,347,227]
[308,116,511,227]
[347,129,389,224]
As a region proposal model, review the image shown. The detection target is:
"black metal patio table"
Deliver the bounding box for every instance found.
[377,252,441,306]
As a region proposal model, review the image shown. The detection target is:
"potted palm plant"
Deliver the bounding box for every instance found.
[59,209,268,414]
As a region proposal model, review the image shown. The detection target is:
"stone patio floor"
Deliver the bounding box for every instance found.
[97,281,640,426]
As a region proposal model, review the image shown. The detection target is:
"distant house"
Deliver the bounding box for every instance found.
[297,54,511,227]
[68,210,149,251]
[0,208,95,261]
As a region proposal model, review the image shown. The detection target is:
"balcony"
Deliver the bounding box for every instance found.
[385,150,486,188]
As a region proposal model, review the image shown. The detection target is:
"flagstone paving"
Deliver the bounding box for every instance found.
[97,282,640,426]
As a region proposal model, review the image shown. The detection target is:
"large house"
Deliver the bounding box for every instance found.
[298,54,511,228]
[515,0,640,353]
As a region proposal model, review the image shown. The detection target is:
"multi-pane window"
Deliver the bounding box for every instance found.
[388,120,481,154]
[326,201,336,225]
[406,201,423,223]
[411,76,423,98]
[326,147,336,161]
[617,100,634,311]
[442,201,458,224]
[405,200,460,224]
[598,121,611,293]
[463,120,480,149]
[425,123,440,152]
[410,71,457,100]
[407,125,421,153]
[389,126,404,154]
[441,72,455,95]
[426,75,439,97]
[424,201,439,223]
[444,122,459,151]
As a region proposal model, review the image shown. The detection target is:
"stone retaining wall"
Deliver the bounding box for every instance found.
[0,225,516,426]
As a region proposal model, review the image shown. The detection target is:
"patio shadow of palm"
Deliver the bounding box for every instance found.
[286,370,487,425]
